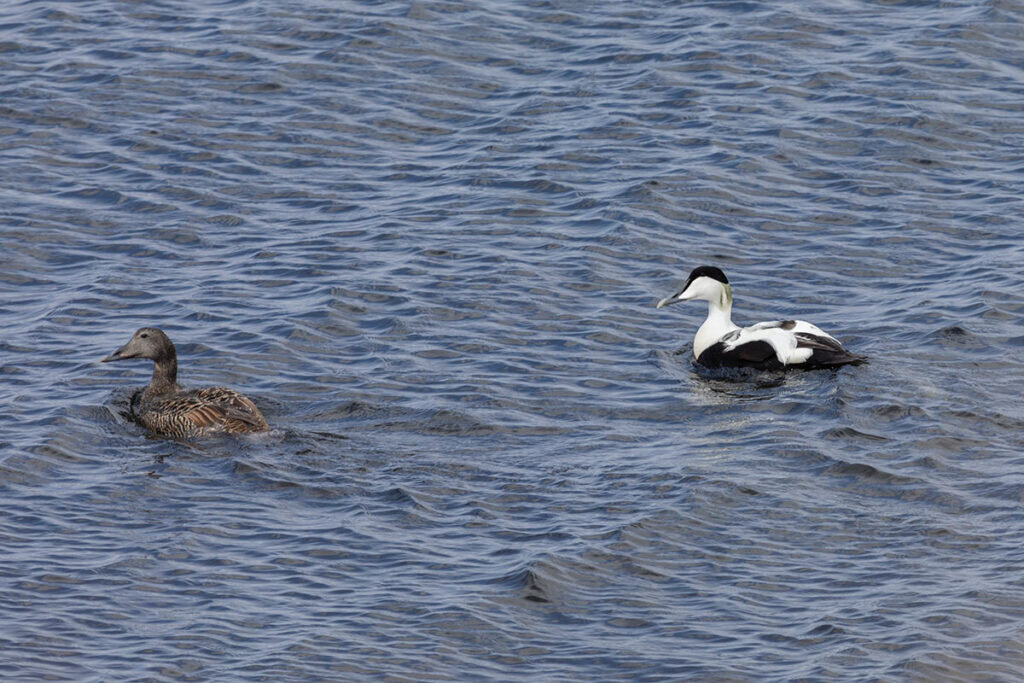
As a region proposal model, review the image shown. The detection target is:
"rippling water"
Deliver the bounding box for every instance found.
[3,0,1024,680]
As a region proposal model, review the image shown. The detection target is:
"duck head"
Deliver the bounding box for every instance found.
[102,327,176,363]
[657,266,732,310]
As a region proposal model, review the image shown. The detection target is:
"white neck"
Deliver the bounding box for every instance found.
[693,297,738,359]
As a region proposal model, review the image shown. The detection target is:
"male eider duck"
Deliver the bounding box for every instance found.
[657,266,865,370]
[102,327,269,437]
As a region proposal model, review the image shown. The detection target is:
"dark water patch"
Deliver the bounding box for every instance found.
[503,565,553,604]
[929,323,999,353]
[822,426,890,443]
[823,460,919,486]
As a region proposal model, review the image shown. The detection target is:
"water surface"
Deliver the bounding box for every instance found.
[3,0,1024,680]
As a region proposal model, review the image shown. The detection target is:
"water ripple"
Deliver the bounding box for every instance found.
[3,0,1024,679]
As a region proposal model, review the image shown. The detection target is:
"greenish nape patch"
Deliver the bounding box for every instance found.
[721,283,732,308]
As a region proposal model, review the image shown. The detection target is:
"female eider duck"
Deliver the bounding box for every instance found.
[102,327,269,437]
[657,266,865,370]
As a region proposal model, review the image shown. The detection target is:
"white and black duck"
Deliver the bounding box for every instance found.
[102,327,269,437]
[657,266,865,370]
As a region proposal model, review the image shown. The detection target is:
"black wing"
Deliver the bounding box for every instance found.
[698,339,783,370]
[795,333,865,368]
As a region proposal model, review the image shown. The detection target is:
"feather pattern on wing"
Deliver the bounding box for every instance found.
[137,387,268,437]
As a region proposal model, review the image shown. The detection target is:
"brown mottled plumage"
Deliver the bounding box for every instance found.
[102,327,268,438]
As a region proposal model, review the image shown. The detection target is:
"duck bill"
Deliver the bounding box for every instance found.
[101,344,130,362]
[656,296,678,309]
[656,291,691,309]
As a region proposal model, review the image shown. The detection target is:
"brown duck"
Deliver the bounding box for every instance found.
[102,327,269,437]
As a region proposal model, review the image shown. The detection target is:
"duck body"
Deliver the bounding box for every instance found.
[133,386,268,438]
[658,266,865,371]
[694,318,859,370]
[103,327,268,438]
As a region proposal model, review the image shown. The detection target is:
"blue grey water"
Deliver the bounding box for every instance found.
[2,0,1023,680]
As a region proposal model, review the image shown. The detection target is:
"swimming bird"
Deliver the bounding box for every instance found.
[656,266,865,370]
[102,327,269,437]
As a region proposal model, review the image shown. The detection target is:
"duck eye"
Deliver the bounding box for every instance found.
[140,333,149,338]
